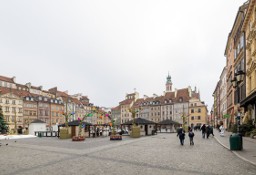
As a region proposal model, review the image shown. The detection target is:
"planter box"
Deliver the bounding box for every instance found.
[130,126,140,138]
[59,128,71,139]
[72,136,85,141]
[110,135,122,140]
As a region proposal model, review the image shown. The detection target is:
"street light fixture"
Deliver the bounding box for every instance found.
[235,70,245,82]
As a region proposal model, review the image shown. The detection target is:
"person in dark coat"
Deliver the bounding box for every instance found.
[200,124,206,139]
[177,127,185,145]
[209,125,214,136]
[206,125,210,139]
[188,129,195,145]
[177,127,183,136]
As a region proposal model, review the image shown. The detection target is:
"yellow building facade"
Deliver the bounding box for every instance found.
[189,98,208,128]
[241,0,256,124]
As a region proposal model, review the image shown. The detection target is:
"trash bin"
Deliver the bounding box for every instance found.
[230,133,243,150]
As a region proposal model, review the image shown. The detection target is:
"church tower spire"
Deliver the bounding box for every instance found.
[166,72,172,92]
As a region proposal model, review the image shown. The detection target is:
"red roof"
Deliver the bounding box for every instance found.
[0,75,15,83]
[0,87,30,97]
[119,99,133,105]
[111,106,121,111]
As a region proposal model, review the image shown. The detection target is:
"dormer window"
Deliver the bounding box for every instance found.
[31,98,34,101]
[169,99,172,103]
[26,97,29,101]
[179,98,183,102]
[44,98,47,101]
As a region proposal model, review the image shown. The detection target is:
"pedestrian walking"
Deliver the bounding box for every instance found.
[200,124,206,139]
[177,127,185,146]
[206,125,210,139]
[188,129,195,145]
[219,125,225,137]
[209,125,214,136]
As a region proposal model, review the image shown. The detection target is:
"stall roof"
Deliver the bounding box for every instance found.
[122,118,156,125]
[158,119,181,125]
[58,120,92,127]
[31,119,46,123]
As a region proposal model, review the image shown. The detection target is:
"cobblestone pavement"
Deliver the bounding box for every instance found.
[0,132,256,175]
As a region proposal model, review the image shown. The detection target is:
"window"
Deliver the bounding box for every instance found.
[0,98,2,103]
[191,109,194,113]
[12,100,15,105]
[198,109,201,113]
[191,116,194,120]
[194,103,197,106]
[240,35,244,49]
[12,107,16,113]
[191,104,193,107]
[198,116,201,120]
[241,58,244,71]
[6,99,9,104]
[5,107,9,112]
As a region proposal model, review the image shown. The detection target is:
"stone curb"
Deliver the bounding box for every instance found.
[214,136,256,167]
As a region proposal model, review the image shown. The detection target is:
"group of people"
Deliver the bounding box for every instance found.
[177,124,215,146]
[177,127,195,146]
[200,124,214,139]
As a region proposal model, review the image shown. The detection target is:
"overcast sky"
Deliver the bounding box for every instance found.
[0,0,246,111]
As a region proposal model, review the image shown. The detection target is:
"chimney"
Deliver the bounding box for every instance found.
[143,95,148,100]
[39,86,43,90]
[12,76,16,83]
[188,86,192,97]
[26,82,31,88]
[163,91,166,96]
[153,93,158,99]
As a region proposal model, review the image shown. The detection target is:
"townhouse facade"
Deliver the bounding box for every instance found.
[220,67,228,128]
[213,0,256,129]
[113,75,207,127]
[240,0,256,125]
[0,88,23,133]
[189,98,208,127]
[0,75,97,133]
